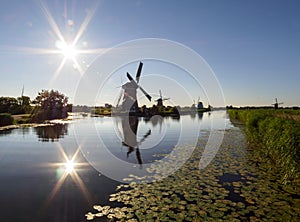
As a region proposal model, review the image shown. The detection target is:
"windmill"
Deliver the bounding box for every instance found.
[272,98,283,109]
[117,62,151,114]
[197,97,204,109]
[155,90,170,107]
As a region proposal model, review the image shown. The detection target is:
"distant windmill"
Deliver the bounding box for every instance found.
[272,98,283,109]
[20,85,24,106]
[21,85,24,98]
[155,90,170,107]
[117,62,151,114]
[197,97,204,109]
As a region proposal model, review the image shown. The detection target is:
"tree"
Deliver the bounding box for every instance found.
[0,97,19,114]
[17,96,30,106]
[32,90,69,122]
[0,96,32,114]
[17,96,32,114]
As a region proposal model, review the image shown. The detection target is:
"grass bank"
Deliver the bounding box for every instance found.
[228,109,300,185]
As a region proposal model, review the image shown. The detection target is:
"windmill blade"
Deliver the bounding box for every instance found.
[159,90,162,99]
[139,85,152,101]
[127,72,134,82]
[136,62,143,83]
[163,98,170,101]
[138,129,151,145]
[116,90,123,107]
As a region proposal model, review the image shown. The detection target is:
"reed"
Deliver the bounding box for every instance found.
[228,109,300,185]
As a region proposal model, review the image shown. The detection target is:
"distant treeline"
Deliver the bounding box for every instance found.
[228,109,300,186]
[0,90,72,126]
[227,105,300,110]
[0,96,32,115]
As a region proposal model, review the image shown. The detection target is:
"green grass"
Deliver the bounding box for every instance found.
[228,109,300,185]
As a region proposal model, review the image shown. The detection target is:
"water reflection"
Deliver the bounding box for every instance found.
[198,112,204,120]
[48,143,91,204]
[35,124,68,142]
[111,114,185,168]
[121,116,151,167]
[144,115,163,132]
[0,129,12,136]
[0,111,233,221]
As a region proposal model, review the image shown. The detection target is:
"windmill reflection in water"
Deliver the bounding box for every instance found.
[120,116,151,168]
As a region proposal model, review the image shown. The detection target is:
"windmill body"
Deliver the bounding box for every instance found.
[156,98,163,107]
[197,97,204,109]
[118,62,151,114]
[197,101,204,109]
[122,81,139,113]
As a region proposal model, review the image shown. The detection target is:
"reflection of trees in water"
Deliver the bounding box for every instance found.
[0,127,31,137]
[144,115,163,128]
[35,124,68,142]
[0,129,12,137]
[19,127,30,135]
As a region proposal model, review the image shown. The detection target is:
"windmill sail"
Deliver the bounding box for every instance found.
[136,62,143,84]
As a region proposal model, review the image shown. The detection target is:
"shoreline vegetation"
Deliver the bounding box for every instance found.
[227,108,300,187]
[0,105,210,130]
[1,89,211,129]
[0,89,70,128]
[91,105,211,117]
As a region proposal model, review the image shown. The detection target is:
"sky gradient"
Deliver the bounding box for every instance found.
[0,0,299,107]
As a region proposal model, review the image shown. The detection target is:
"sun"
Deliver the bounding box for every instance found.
[10,1,101,81]
[65,159,75,174]
[55,40,78,60]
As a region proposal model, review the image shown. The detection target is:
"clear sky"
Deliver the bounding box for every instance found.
[0,0,299,107]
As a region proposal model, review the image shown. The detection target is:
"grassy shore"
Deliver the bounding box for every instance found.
[228,109,300,186]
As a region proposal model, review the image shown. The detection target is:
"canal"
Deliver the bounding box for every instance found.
[0,111,299,221]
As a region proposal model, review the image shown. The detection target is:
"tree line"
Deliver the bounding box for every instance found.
[0,89,72,126]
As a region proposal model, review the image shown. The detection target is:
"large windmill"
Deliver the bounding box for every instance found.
[272,98,283,109]
[117,62,152,114]
[155,90,170,107]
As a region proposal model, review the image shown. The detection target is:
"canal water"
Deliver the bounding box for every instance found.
[0,111,299,221]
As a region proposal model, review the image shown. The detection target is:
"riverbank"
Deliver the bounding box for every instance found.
[0,114,74,131]
[228,109,300,186]
[86,126,300,221]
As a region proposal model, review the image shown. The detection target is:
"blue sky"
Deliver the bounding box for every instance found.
[0,0,299,107]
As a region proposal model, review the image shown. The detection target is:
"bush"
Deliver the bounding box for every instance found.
[0,113,14,126]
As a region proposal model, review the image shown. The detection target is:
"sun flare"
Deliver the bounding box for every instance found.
[47,144,91,204]
[65,159,75,174]
[55,40,77,60]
